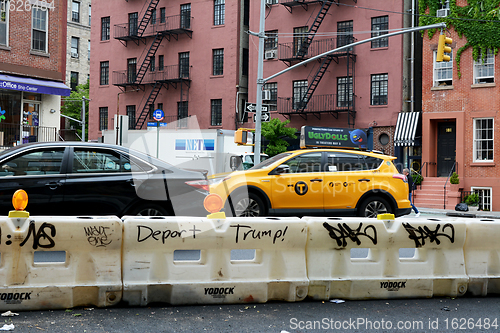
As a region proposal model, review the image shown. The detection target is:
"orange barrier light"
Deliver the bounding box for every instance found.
[9,189,29,218]
[203,194,226,219]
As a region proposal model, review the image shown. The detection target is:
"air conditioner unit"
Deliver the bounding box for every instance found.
[71,52,79,58]
[436,8,449,17]
[262,90,271,101]
[264,49,277,60]
[265,0,274,6]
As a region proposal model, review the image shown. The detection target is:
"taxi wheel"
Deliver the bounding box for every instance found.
[230,192,266,217]
[359,196,391,218]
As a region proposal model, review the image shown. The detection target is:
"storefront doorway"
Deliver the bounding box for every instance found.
[437,122,456,177]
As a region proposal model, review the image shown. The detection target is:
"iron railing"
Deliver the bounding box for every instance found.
[277,93,353,115]
[0,123,57,149]
[460,190,483,210]
[113,64,191,86]
[443,161,458,209]
[114,14,191,39]
[278,37,354,60]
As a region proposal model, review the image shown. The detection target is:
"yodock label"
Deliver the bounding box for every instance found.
[204,287,235,299]
[0,292,32,304]
[380,281,406,291]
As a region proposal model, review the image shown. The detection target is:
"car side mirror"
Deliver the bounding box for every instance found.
[230,155,243,171]
[274,164,290,175]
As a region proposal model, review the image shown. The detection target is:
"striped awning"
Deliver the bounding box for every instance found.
[394,112,420,146]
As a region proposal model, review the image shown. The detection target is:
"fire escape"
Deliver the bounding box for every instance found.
[112,0,192,129]
[277,0,357,127]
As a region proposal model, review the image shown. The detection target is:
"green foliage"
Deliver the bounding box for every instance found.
[261,118,297,157]
[450,171,460,184]
[419,0,500,78]
[464,193,480,206]
[413,172,424,185]
[61,81,89,141]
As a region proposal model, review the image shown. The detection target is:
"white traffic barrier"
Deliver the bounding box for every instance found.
[305,216,468,300]
[121,216,308,305]
[464,219,500,296]
[0,216,123,310]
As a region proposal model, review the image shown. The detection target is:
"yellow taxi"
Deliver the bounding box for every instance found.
[205,149,411,217]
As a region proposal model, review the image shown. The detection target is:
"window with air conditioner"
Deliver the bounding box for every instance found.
[265,49,277,59]
[71,37,79,58]
[437,0,449,17]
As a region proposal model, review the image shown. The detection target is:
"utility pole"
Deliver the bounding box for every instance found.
[82,96,89,142]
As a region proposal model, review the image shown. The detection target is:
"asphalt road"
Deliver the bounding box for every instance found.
[7,296,500,333]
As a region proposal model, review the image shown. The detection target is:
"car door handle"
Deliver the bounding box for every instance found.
[358,178,370,182]
[45,181,62,190]
[310,179,323,182]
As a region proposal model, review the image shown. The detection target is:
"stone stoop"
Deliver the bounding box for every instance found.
[413,177,461,210]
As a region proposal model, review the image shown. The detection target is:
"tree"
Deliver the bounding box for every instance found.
[261,118,297,157]
[61,80,89,141]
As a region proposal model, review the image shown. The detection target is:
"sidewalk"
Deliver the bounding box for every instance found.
[418,207,500,219]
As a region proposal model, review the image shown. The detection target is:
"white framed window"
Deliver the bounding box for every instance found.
[32,7,48,53]
[471,187,491,211]
[71,36,79,58]
[473,118,493,162]
[433,50,453,86]
[0,0,9,46]
[473,49,494,84]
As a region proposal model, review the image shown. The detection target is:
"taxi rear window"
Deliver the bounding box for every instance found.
[326,153,383,171]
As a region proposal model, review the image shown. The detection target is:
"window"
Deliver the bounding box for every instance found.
[150,56,155,72]
[0,149,65,177]
[474,49,494,84]
[293,26,308,55]
[371,74,388,105]
[72,149,143,174]
[178,101,188,128]
[72,1,80,23]
[70,72,79,91]
[473,118,493,162]
[88,40,90,60]
[88,4,91,25]
[211,99,222,126]
[213,49,223,76]
[160,7,165,23]
[471,187,491,211]
[127,58,137,83]
[0,0,9,46]
[214,0,225,26]
[264,30,278,51]
[32,7,47,52]
[326,153,382,172]
[293,80,308,110]
[179,52,189,78]
[371,16,388,48]
[242,48,249,76]
[264,82,277,111]
[129,12,138,36]
[337,20,353,48]
[71,37,79,58]
[180,4,191,29]
[158,55,164,71]
[100,61,109,85]
[101,17,110,41]
[150,8,156,25]
[99,107,108,131]
[126,105,136,129]
[337,76,353,107]
[285,153,322,174]
[243,0,249,26]
[433,50,453,86]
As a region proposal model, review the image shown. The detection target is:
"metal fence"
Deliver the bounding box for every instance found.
[0,123,57,149]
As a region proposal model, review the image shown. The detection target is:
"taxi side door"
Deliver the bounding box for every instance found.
[270,152,324,214]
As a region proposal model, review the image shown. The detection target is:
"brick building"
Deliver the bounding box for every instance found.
[89,0,249,141]
[0,0,70,148]
[66,0,91,89]
[420,3,499,210]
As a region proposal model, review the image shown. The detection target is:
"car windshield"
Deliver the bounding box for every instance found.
[248,153,292,170]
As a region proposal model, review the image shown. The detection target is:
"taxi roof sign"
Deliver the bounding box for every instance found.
[300,126,368,149]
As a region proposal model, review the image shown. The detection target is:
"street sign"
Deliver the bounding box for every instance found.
[246,103,268,112]
[153,109,164,122]
[253,111,270,122]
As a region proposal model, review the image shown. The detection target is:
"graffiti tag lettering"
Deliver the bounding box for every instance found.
[19,222,56,249]
[84,226,112,247]
[137,225,201,243]
[402,223,455,248]
[230,224,288,244]
[322,222,377,247]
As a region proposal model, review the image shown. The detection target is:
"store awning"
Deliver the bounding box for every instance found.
[394,112,419,146]
[0,74,71,96]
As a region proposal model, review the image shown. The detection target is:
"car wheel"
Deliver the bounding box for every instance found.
[131,203,171,216]
[359,196,391,218]
[228,192,266,217]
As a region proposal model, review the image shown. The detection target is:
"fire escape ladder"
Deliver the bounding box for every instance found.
[135,33,164,85]
[295,1,332,59]
[135,82,163,129]
[347,52,356,128]
[137,0,160,37]
[297,55,334,112]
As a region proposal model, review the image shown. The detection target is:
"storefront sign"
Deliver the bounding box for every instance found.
[0,75,70,96]
[300,126,368,149]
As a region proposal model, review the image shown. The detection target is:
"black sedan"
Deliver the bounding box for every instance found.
[0,142,209,217]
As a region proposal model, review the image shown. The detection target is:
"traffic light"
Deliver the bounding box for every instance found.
[437,34,452,62]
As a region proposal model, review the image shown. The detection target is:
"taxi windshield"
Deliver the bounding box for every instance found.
[248,153,292,170]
